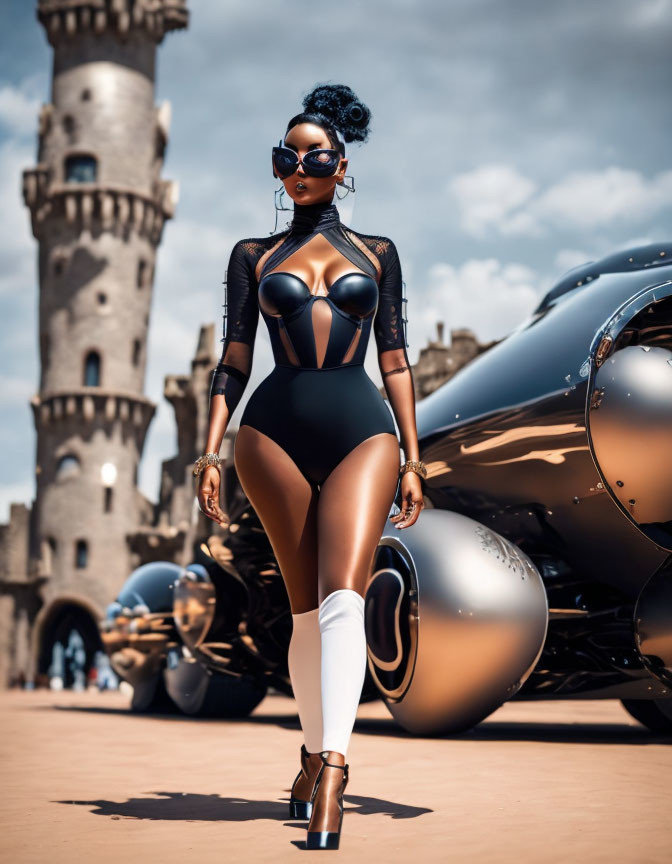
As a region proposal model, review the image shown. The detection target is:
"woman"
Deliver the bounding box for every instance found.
[194,83,425,850]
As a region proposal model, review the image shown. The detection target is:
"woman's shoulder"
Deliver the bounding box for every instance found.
[344,226,398,258]
[228,229,292,285]
[231,229,290,260]
[343,226,400,275]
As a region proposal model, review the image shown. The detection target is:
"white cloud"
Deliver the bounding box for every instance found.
[0,481,35,524]
[0,128,39,526]
[450,165,672,237]
[416,257,542,344]
[0,373,34,405]
[0,136,36,301]
[449,164,539,237]
[536,167,672,228]
[0,82,42,137]
[630,0,671,26]
[553,248,592,276]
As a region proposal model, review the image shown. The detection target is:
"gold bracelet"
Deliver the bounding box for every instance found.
[193,453,222,477]
[399,459,427,479]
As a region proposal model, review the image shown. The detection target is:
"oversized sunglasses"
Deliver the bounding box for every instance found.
[272,140,342,180]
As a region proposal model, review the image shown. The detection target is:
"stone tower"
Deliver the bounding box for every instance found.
[19,0,189,683]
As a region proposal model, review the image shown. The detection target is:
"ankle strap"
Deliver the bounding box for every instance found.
[318,751,348,770]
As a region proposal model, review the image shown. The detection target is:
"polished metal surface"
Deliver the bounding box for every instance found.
[365,551,418,701]
[108,647,163,708]
[173,565,216,655]
[634,560,672,687]
[163,645,212,715]
[415,258,672,601]
[101,561,183,708]
[587,289,672,549]
[115,560,183,613]
[404,245,672,705]
[366,509,548,734]
[590,345,672,544]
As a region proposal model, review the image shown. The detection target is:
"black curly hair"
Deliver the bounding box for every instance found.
[285,82,372,155]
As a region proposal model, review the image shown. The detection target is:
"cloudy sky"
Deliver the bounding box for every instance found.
[1,0,670,520]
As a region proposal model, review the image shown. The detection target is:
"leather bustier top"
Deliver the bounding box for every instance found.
[259,271,378,320]
[220,199,408,371]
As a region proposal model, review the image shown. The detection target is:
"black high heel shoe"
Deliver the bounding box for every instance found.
[289,744,321,819]
[306,751,349,850]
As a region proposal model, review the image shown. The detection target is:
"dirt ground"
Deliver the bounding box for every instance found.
[1,686,670,863]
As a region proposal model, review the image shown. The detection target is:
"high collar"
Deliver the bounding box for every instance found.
[290,199,341,235]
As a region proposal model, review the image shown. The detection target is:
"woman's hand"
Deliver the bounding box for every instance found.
[390,471,424,529]
[197,465,228,526]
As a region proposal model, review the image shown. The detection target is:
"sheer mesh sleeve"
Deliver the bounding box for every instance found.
[221,239,260,351]
[373,237,408,354]
[209,239,260,413]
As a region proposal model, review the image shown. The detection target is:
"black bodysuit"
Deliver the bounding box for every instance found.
[212,199,408,486]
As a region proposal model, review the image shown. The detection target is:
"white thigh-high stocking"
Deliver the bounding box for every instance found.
[287,607,323,754]
[319,588,367,758]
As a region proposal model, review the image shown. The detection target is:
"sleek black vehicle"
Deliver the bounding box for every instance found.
[103,242,672,734]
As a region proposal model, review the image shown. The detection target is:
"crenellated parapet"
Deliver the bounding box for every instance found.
[31,387,156,439]
[37,0,189,44]
[22,170,178,242]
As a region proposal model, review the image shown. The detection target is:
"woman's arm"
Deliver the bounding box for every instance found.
[373,238,424,528]
[373,237,418,461]
[198,240,259,524]
[204,239,260,454]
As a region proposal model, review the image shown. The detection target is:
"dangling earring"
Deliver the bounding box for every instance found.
[334,173,357,227]
[335,174,356,200]
[272,185,293,234]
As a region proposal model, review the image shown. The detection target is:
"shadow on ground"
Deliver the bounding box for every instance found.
[54,790,432,822]
[41,702,672,746]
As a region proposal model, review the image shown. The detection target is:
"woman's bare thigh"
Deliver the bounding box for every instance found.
[234,424,319,613]
[316,432,400,602]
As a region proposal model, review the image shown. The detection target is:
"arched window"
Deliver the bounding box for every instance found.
[56,454,80,481]
[154,126,166,161]
[64,154,97,183]
[75,539,88,569]
[132,339,141,367]
[62,115,77,144]
[41,537,58,574]
[84,351,100,386]
[137,259,148,289]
